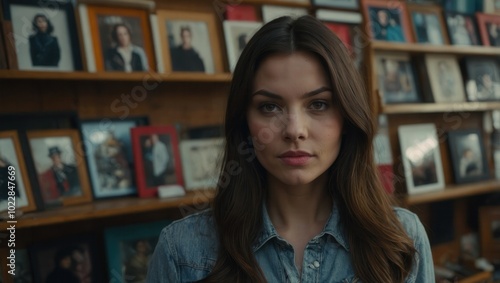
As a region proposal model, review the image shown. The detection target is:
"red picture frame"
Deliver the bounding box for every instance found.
[131,126,184,198]
[476,12,500,47]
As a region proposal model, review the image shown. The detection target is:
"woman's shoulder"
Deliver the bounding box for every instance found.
[393,207,426,240]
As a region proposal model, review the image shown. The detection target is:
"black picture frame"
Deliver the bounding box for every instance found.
[2,0,83,71]
[444,12,481,46]
[79,116,149,199]
[448,129,490,184]
[463,57,500,101]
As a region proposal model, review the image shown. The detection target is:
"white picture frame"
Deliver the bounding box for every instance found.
[398,123,445,195]
[424,54,466,103]
[223,21,262,72]
[261,5,308,23]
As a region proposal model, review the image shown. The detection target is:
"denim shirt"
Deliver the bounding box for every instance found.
[147,205,434,283]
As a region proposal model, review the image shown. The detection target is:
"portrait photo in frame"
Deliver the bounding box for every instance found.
[80,117,148,199]
[4,0,83,71]
[423,54,466,103]
[155,10,223,74]
[375,52,420,104]
[0,130,36,214]
[104,220,171,283]
[222,20,262,72]
[447,129,490,184]
[476,13,500,47]
[131,126,184,198]
[78,2,155,72]
[362,0,414,43]
[398,123,445,195]
[408,4,449,45]
[26,129,92,209]
[479,206,500,261]
[463,57,500,101]
[445,13,481,46]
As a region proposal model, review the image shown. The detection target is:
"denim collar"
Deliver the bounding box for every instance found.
[252,201,350,252]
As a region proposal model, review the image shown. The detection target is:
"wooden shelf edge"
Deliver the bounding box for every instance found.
[235,0,311,7]
[382,102,500,114]
[372,41,500,56]
[1,190,215,230]
[405,180,500,205]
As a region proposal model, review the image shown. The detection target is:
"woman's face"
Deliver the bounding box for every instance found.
[116,26,131,47]
[36,16,48,33]
[247,52,343,188]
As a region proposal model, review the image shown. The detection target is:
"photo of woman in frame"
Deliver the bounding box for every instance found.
[29,13,60,67]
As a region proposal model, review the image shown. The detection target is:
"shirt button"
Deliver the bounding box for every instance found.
[309,264,315,269]
[313,261,320,268]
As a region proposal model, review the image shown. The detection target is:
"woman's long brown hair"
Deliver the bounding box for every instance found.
[202,15,416,283]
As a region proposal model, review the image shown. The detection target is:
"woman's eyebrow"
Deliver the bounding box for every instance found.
[251,86,332,99]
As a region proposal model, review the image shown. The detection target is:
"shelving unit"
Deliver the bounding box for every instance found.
[371,41,500,56]
[383,102,500,114]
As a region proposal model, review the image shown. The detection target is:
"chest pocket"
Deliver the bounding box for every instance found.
[342,276,361,283]
[179,257,215,283]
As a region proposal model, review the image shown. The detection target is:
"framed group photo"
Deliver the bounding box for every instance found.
[362,0,413,43]
[408,4,448,45]
[447,129,489,184]
[423,54,466,102]
[445,13,481,46]
[375,53,420,104]
[479,206,500,261]
[476,13,500,47]
[155,10,223,74]
[223,21,262,72]
[79,3,155,72]
[4,0,83,71]
[463,57,500,101]
[131,126,184,198]
[80,117,148,199]
[26,129,92,208]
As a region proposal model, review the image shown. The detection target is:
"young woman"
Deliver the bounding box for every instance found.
[147,15,434,283]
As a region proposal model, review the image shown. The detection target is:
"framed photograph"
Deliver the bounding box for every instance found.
[0,131,37,214]
[131,126,184,198]
[479,206,500,261]
[261,5,308,23]
[80,117,148,199]
[398,123,445,195]
[447,129,490,184]
[4,0,82,71]
[78,3,155,72]
[104,220,170,283]
[476,13,500,46]
[408,5,449,45]
[223,21,262,72]
[375,53,420,104]
[423,54,466,102]
[14,249,33,282]
[316,10,363,53]
[30,235,103,283]
[155,10,223,74]
[362,0,414,43]
[180,138,224,191]
[445,13,481,46]
[463,57,500,101]
[483,0,500,13]
[26,129,92,208]
[312,0,359,10]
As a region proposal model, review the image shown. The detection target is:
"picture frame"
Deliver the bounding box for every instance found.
[362,0,414,43]
[316,10,363,54]
[463,57,500,101]
[408,4,449,45]
[398,123,445,195]
[104,220,170,283]
[155,10,223,74]
[222,20,262,72]
[78,2,156,72]
[479,206,500,261]
[444,13,481,46]
[423,54,466,102]
[3,0,83,71]
[447,129,490,184]
[131,126,184,198]
[0,130,37,214]
[312,0,359,10]
[29,234,103,283]
[483,0,500,13]
[79,117,148,199]
[180,138,224,191]
[261,5,308,23]
[13,249,33,282]
[375,52,421,104]
[26,129,92,209]
[476,12,500,46]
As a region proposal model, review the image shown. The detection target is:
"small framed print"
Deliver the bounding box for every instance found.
[408,4,449,45]
[312,0,359,10]
[4,0,83,71]
[80,117,148,199]
[155,10,223,74]
[483,0,500,13]
[26,129,92,209]
[261,5,308,23]
[447,129,490,184]
[479,206,500,261]
[424,54,466,103]
[476,13,500,47]
[445,13,481,46]
[362,0,414,43]
[398,123,445,195]
[223,21,262,72]
[131,126,184,198]
[0,131,37,214]
[180,138,224,191]
[375,53,420,104]
[78,3,155,72]
[463,57,500,101]
[104,220,170,283]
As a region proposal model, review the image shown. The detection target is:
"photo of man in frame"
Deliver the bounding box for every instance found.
[369,7,405,42]
[140,134,176,187]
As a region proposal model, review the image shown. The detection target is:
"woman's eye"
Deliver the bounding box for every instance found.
[259,103,280,113]
[310,101,328,110]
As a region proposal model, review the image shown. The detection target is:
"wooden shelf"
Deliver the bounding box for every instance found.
[0,70,232,82]
[405,180,500,205]
[372,41,500,56]
[230,0,310,7]
[382,102,500,114]
[0,190,215,230]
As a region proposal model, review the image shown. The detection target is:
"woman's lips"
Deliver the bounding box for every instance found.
[278,151,312,166]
